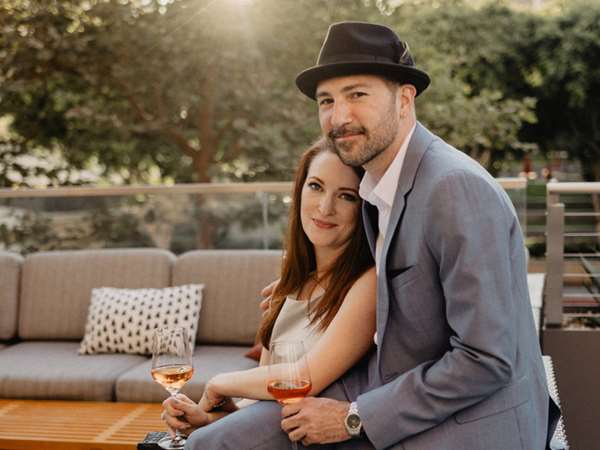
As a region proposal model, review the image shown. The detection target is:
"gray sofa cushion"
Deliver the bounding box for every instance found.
[19,249,175,340]
[173,250,281,345]
[0,251,23,340]
[0,342,147,401]
[116,345,258,402]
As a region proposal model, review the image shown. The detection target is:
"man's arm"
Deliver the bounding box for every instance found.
[358,170,519,449]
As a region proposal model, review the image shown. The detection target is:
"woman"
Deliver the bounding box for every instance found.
[162,138,376,438]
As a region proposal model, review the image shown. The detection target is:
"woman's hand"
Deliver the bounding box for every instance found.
[199,377,238,414]
[161,394,208,437]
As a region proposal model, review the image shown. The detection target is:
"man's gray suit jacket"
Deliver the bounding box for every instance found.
[341,122,557,450]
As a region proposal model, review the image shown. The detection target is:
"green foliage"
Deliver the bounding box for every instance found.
[527,1,600,181]
[0,0,598,187]
[0,210,60,253]
[399,0,600,180]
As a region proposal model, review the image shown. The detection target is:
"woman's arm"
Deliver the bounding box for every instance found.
[206,268,376,400]
[305,267,376,395]
[259,345,271,367]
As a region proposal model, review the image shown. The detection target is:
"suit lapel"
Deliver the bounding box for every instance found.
[376,122,434,357]
[362,201,378,258]
[380,122,434,275]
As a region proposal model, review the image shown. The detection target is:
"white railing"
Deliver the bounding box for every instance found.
[0,182,292,198]
[0,178,526,198]
[545,182,600,326]
[0,178,527,254]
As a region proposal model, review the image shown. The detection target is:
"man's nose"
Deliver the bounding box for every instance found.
[330,100,352,129]
[318,195,335,216]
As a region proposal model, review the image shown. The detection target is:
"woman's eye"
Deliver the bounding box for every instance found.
[307,182,322,191]
[340,193,358,202]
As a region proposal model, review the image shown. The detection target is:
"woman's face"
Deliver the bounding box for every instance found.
[300,151,361,255]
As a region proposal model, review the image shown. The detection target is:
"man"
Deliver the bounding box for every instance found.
[183,21,559,450]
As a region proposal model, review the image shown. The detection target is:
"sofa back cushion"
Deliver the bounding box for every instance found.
[19,249,174,340]
[173,250,281,345]
[0,251,23,340]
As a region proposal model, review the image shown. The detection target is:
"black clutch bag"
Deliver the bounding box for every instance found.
[137,431,169,450]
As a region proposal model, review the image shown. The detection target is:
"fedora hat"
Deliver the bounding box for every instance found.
[296,21,430,100]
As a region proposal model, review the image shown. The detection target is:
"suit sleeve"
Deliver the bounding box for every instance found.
[357,169,519,449]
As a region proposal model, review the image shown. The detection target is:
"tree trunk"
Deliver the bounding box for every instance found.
[191,61,219,249]
[191,152,217,249]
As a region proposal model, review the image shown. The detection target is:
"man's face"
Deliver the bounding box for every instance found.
[316,74,400,168]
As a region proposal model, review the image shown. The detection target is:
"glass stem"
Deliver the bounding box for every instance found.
[170,391,184,444]
[173,429,184,444]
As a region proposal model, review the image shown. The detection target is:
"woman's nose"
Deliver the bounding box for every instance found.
[318,195,335,215]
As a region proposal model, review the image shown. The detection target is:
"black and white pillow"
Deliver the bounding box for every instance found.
[78,284,203,355]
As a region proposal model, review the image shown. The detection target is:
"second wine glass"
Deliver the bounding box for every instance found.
[267,340,312,450]
[151,326,194,450]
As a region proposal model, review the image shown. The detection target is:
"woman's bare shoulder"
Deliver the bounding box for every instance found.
[352,266,376,287]
[345,266,376,298]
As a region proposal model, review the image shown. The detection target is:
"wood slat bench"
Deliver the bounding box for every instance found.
[0,400,164,450]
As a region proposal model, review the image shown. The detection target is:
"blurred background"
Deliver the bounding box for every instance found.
[0,0,599,256]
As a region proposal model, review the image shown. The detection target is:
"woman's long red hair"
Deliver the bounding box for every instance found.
[258,139,374,349]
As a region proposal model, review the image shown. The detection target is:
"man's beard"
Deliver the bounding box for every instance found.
[327,102,399,168]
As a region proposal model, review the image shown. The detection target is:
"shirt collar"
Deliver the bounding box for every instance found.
[359,123,416,208]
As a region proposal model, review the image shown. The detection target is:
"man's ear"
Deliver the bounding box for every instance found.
[397,84,416,117]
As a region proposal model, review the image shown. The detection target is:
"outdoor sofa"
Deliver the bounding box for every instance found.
[0,248,281,402]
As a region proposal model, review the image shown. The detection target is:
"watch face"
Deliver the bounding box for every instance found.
[346,413,361,429]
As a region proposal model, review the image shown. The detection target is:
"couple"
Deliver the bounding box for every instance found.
[163,22,559,450]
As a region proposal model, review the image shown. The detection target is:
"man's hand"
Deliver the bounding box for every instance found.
[259,279,279,317]
[161,394,207,437]
[281,398,352,446]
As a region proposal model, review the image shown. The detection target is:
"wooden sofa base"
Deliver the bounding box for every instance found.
[0,400,164,450]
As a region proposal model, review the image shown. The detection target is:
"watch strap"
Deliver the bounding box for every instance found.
[345,401,362,438]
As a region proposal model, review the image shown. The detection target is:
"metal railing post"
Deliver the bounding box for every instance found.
[545,202,565,327]
[260,192,269,250]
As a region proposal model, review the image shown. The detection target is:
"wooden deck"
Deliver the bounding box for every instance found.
[0,399,164,450]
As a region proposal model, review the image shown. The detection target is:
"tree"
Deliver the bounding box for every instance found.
[376,1,538,174]
[0,0,380,185]
[528,2,600,181]
[1,0,542,184]
[393,0,600,181]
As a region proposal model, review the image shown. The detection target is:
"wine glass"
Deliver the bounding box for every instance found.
[267,340,312,450]
[151,327,194,450]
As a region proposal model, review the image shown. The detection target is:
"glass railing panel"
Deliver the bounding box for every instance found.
[0,189,292,254]
[0,178,528,255]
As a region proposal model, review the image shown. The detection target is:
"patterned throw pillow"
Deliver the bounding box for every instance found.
[79,284,203,355]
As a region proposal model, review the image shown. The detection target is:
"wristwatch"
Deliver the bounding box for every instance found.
[344,401,362,438]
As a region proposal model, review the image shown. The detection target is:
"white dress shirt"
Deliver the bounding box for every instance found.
[359,123,416,271]
[359,123,415,345]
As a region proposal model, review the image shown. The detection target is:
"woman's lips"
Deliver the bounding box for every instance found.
[312,218,337,229]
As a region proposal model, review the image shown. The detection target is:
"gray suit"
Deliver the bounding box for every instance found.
[340,122,557,449]
[186,123,558,450]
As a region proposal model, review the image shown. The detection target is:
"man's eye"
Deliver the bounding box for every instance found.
[350,92,367,99]
[318,98,333,106]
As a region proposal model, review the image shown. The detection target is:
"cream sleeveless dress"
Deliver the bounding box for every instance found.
[269,287,325,353]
